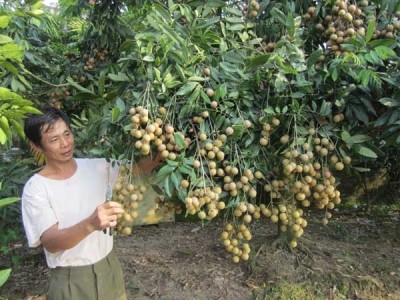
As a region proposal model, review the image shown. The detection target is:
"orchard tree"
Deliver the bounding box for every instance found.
[0,2,42,145]
[56,0,400,262]
[11,0,400,263]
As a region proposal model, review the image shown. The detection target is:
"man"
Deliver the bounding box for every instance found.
[21,107,159,299]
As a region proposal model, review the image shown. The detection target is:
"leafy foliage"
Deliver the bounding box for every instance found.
[0,0,399,262]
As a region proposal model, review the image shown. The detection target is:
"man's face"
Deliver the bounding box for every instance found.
[37,119,75,163]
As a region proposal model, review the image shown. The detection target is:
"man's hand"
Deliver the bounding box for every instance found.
[90,201,125,231]
[40,201,125,253]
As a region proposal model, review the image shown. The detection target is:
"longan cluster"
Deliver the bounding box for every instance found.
[220,223,252,263]
[220,167,258,199]
[260,203,307,248]
[112,166,147,235]
[183,186,224,220]
[307,0,400,58]
[48,88,71,109]
[197,133,227,163]
[264,132,349,211]
[257,41,276,53]
[161,198,182,215]
[244,0,261,18]
[259,117,280,147]
[233,201,261,222]
[259,125,352,247]
[129,106,189,159]
[193,129,260,200]
[193,110,210,124]
[83,49,108,71]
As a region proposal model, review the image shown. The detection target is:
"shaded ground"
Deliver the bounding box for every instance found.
[1,211,400,300]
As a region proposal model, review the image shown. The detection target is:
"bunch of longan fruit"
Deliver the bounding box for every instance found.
[112,165,147,235]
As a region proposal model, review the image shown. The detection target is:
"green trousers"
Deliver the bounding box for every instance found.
[47,250,127,300]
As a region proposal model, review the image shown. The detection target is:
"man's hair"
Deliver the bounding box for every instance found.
[24,106,71,147]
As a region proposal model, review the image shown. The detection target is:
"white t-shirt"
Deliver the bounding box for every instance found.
[21,158,119,268]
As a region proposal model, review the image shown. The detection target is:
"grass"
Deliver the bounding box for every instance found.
[253,281,325,300]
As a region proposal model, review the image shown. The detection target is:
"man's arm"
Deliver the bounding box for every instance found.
[132,151,162,175]
[40,201,124,253]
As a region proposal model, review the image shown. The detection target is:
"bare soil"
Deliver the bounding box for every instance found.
[1,211,400,300]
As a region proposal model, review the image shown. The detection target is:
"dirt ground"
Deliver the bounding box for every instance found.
[1,211,400,300]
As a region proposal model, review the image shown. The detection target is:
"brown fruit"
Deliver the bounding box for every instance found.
[181,179,190,188]
[272,118,280,126]
[280,135,289,144]
[206,88,215,97]
[225,127,234,136]
[249,10,258,17]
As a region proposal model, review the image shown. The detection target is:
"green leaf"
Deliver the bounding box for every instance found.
[0,34,12,44]
[111,107,120,123]
[0,197,20,208]
[347,134,370,144]
[166,160,179,167]
[340,130,352,143]
[151,184,164,195]
[352,167,371,173]
[170,172,180,191]
[224,7,244,16]
[173,132,186,151]
[143,54,155,62]
[10,119,24,138]
[287,14,295,38]
[270,7,286,25]
[178,163,194,176]
[0,88,22,102]
[216,84,228,100]
[159,24,183,46]
[0,127,6,144]
[19,106,42,114]
[365,19,375,43]
[157,164,176,178]
[331,68,338,82]
[0,268,11,287]
[290,92,305,99]
[0,16,11,29]
[247,53,272,68]
[31,9,44,16]
[367,38,396,48]
[375,46,397,59]
[163,176,172,197]
[225,17,244,23]
[108,72,130,82]
[0,43,24,61]
[220,62,238,73]
[361,71,370,87]
[306,49,323,69]
[195,17,220,29]
[67,77,95,95]
[2,61,18,75]
[0,116,9,130]
[176,82,197,96]
[378,97,400,107]
[187,76,207,82]
[98,74,105,96]
[353,145,377,159]
[226,24,245,31]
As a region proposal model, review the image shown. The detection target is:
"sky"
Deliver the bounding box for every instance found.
[43,0,58,6]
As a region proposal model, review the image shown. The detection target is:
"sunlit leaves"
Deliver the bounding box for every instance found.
[0,88,41,144]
